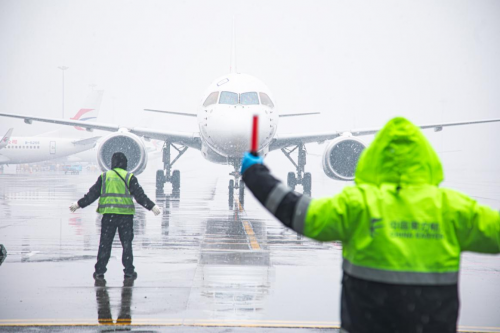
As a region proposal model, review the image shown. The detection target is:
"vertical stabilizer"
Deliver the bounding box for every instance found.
[70,90,104,123]
[36,90,104,137]
[230,17,237,73]
[70,90,104,131]
[0,128,13,149]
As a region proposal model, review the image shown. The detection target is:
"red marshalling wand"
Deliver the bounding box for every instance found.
[250,115,259,157]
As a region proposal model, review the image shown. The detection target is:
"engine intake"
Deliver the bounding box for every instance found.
[322,136,365,181]
[97,132,148,175]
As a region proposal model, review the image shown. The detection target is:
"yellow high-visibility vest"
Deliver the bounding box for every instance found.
[97,169,135,215]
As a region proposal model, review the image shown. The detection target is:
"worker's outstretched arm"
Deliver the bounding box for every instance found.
[447,189,500,253]
[242,154,359,242]
[128,175,156,210]
[77,176,102,208]
[243,163,310,234]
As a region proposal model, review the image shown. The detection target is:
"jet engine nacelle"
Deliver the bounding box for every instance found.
[322,136,366,181]
[97,131,148,175]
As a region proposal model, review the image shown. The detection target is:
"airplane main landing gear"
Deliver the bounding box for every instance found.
[228,159,244,208]
[156,141,187,195]
[282,143,312,196]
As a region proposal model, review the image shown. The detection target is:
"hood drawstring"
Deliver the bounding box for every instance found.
[396,170,402,194]
[396,153,402,194]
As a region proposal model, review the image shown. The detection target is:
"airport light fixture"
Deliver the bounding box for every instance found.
[57,66,69,118]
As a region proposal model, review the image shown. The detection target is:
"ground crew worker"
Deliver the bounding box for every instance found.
[241,117,500,333]
[69,152,161,280]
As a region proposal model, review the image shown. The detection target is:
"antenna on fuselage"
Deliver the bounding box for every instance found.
[230,17,237,73]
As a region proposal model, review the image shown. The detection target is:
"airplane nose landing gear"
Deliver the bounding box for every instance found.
[228,179,234,208]
[283,143,311,196]
[239,180,245,205]
[156,141,187,196]
[228,159,244,209]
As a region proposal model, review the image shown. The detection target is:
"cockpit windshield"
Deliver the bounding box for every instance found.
[240,92,259,105]
[219,91,239,105]
[219,91,261,106]
[259,92,274,108]
[203,92,219,107]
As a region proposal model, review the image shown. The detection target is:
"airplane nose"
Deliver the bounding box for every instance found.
[205,106,270,156]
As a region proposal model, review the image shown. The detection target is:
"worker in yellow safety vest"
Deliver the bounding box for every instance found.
[70,152,161,280]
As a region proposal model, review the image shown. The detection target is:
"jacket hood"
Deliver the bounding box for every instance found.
[111,152,128,170]
[355,117,443,187]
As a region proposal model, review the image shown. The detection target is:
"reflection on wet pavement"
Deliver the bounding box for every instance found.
[0,153,499,332]
[95,278,134,326]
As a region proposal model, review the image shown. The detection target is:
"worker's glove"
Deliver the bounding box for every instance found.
[69,202,80,213]
[151,205,161,216]
[241,152,264,174]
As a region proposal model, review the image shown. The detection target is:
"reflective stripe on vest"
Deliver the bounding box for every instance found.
[97,169,135,215]
[342,259,458,285]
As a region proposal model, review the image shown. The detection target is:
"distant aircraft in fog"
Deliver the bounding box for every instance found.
[0,90,103,165]
[1,51,500,203]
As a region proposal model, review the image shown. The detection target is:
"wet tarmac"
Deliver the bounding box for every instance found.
[0,151,499,332]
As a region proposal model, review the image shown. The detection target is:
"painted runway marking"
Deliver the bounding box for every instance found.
[235,198,261,250]
[242,220,261,250]
[0,319,498,332]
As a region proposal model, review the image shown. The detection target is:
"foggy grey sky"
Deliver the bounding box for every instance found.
[1,0,500,171]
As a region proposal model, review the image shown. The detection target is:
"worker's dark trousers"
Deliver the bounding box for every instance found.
[95,214,135,275]
[340,273,459,333]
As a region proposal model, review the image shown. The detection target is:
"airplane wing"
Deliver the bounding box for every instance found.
[269,118,500,151]
[0,113,202,150]
[71,136,101,146]
[279,112,320,118]
[0,128,13,149]
[144,109,197,117]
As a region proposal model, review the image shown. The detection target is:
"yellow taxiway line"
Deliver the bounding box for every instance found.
[235,198,261,250]
[0,319,499,332]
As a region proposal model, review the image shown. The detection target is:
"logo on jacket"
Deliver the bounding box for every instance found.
[370,218,383,237]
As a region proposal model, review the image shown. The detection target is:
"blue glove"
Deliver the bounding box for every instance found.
[241,152,264,174]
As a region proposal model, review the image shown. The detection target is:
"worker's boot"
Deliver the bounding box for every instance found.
[124,271,137,280]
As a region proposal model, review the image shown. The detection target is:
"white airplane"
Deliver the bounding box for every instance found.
[1,62,499,203]
[0,91,103,165]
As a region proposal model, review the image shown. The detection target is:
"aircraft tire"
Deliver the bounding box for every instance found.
[287,172,296,191]
[156,170,165,192]
[303,172,312,194]
[172,170,181,191]
[229,179,234,204]
[239,180,245,205]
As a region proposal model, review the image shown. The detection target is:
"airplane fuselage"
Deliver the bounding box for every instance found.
[0,136,96,164]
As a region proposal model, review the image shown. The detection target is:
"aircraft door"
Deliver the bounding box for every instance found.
[50,141,56,154]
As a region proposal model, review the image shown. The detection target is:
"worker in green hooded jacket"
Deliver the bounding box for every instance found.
[241,117,500,333]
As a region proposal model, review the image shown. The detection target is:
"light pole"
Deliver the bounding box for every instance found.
[57,66,69,118]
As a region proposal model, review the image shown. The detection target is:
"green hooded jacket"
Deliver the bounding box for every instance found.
[304,117,500,285]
